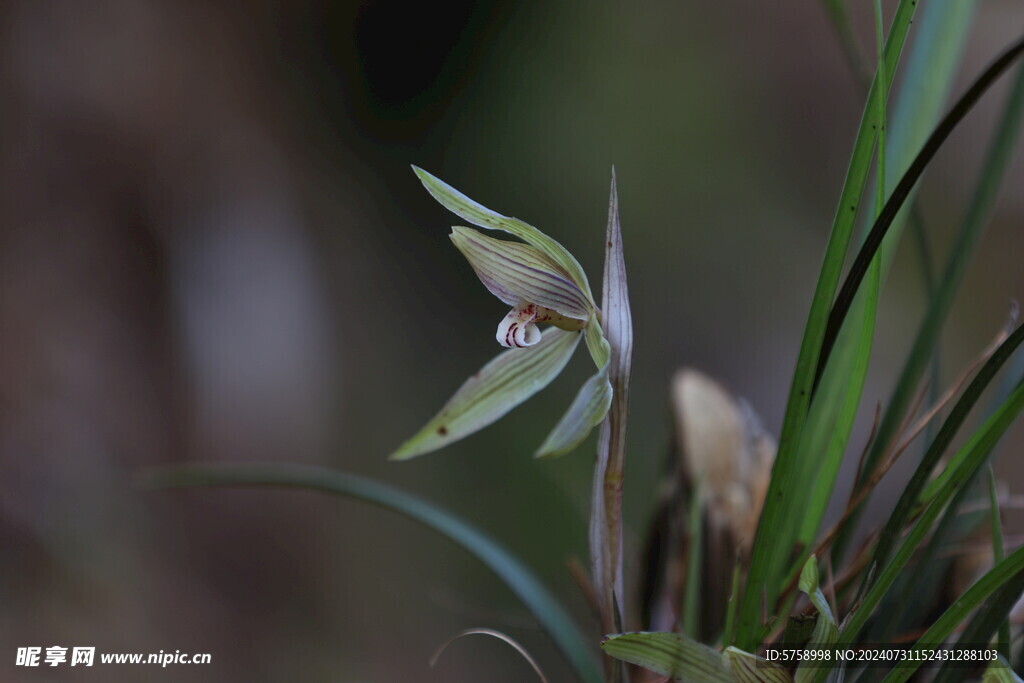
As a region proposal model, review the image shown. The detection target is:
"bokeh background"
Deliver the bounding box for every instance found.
[2,1,1022,680]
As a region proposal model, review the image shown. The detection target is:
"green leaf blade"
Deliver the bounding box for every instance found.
[817,34,1024,380]
[835,58,1024,561]
[869,323,1024,579]
[734,0,919,646]
[725,646,793,683]
[988,467,1012,662]
[880,544,1024,683]
[600,632,732,682]
[827,371,1024,681]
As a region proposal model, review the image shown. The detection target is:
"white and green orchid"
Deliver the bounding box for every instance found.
[390,166,615,460]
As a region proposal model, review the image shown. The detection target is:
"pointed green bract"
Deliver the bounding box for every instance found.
[391,328,581,460]
[535,370,612,458]
[449,226,591,321]
[600,632,732,682]
[797,557,836,628]
[590,169,633,647]
[413,165,594,302]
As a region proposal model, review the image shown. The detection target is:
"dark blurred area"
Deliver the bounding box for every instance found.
[1,1,1022,680]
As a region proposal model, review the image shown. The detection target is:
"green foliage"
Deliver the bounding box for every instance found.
[733,0,919,646]
[146,463,602,683]
[600,632,732,682]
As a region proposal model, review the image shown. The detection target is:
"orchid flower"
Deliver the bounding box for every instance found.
[390,167,615,460]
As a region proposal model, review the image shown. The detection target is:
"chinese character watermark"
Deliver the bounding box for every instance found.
[44,645,67,667]
[16,647,40,667]
[71,646,95,666]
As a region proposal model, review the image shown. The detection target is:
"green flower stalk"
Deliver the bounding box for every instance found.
[390,167,615,460]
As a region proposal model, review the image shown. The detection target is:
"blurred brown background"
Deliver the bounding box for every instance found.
[1,1,1022,680]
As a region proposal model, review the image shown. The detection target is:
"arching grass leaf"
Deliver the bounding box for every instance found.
[144,463,603,683]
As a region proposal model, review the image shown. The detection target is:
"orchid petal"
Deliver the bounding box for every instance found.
[414,166,594,301]
[450,226,592,321]
[391,328,581,460]
[534,369,612,458]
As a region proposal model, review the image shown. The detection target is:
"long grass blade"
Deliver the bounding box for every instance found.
[734,0,919,647]
[832,60,1024,561]
[879,543,1024,683]
[988,466,1011,663]
[793,0,890,547]
[828,369,1024,668]
[819,0,943,417]
[795,269,879,547]
[816,34,1024,384]
[144,463,603,683]
[932,560,1024,683]
[818,1,980,572]
[868,323,1024,582]
[871,335,1022,642]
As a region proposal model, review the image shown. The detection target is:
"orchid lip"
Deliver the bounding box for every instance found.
[497,303,543,348]
[497,304,542,348]
[496,303,588,349]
